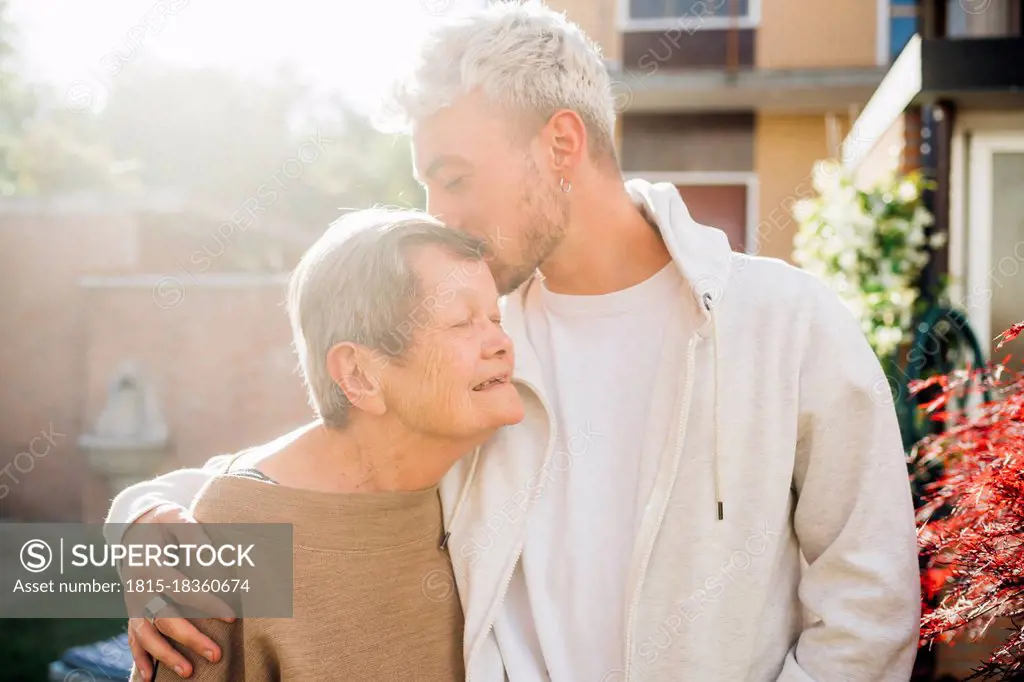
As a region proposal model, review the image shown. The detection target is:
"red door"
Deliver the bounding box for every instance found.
[674,184,748,252]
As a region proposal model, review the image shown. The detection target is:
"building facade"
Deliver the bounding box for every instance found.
[846,0,1024,367]
[548,0,903,262]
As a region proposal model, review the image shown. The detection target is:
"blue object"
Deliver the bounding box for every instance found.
[891,17,918,61]
[48,633,133,682]
[888,0,919,63]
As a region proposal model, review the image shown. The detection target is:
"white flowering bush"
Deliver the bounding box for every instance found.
[793,160,946,360]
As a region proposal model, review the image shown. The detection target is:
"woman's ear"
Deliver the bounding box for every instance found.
[326,343,386,416]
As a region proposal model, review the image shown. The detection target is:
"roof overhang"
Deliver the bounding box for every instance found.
[843,34,1024,170]
[607,64,887,115]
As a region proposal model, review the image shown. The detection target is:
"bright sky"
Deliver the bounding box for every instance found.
[8,0,483,111]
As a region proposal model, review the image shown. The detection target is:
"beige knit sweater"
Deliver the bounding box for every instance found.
[139,474,465,681]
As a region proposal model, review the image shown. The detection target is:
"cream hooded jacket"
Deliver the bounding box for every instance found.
[106,179,922,681]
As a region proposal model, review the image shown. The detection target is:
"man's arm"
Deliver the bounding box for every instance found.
[779,281,921,682]
[103,454,231,546]
[107,454,234,680]
[106,422,320,544]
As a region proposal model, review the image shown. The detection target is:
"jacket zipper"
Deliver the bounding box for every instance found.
[622,333,700,681]
[467,378,557,682]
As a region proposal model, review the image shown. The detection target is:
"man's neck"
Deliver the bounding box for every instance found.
[259,421,472,493]
[539,174,671,295]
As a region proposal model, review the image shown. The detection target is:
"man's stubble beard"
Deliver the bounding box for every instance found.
[493,163,571,296]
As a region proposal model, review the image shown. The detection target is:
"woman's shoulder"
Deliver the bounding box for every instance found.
[191,473,279,524]
[191,424,321,522]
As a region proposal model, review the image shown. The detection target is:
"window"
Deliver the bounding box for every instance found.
[620,113,755,173]
[622,0,759,30]
[629,0,751,20]
[946,0,1021,38]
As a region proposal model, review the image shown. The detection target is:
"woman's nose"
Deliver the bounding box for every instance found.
[484,323,513,358]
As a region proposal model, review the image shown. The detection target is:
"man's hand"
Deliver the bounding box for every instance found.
[122,503,236,680]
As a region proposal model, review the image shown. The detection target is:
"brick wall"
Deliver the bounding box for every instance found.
[0,203,312,522]
[77,275,310,521]
[134,212,308,276]
[0,211,138,520]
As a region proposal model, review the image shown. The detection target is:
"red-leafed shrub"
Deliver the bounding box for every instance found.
[915,322,1024,680]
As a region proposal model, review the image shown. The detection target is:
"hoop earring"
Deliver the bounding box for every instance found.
[559,177,572,194]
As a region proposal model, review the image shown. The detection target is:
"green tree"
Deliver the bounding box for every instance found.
[1,9,421,214]
[298,93,425,215]
[97,60,422,229]
[6,107,125,195]
[0,0,36,195]
[1,0,122,196]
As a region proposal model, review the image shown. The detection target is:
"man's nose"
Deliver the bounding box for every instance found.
[425,196,462,230]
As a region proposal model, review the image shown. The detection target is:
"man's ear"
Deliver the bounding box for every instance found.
[546,109,587,177]
[326,342,386,416]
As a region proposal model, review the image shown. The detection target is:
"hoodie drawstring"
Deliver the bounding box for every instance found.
[703,292,725,521]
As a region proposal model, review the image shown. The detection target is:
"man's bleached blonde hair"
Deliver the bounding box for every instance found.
[380,0,618,159]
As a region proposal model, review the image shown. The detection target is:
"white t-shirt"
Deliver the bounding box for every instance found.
[494,263,691,681]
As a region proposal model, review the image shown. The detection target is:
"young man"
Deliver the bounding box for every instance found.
[108,2,921,680]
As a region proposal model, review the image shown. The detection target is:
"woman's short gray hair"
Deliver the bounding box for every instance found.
[380,0,617,158]
[288,208,487,428]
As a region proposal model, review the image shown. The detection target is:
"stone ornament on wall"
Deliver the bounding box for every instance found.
[78,361,170,493]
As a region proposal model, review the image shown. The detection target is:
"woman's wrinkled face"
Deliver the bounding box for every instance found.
[378,244,524,442]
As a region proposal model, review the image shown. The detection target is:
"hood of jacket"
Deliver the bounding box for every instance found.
[500,177,736,391]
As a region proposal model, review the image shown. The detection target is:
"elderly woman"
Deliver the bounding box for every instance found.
[137,208,523,681]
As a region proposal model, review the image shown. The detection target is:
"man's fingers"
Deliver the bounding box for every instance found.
[128,622,154,681]
[132,618,193,678]
[122,565,236,621]
[154,613,221,664]
[142,599,222,662]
